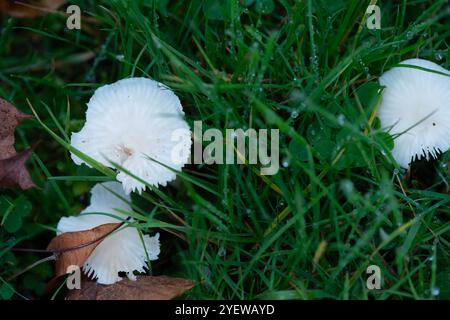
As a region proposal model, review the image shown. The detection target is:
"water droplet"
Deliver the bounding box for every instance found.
[290,89,304,102]
[340,179,354,195]
[282,158,289,168]
[291,110,299,119]
[431,287,440,296]
[218,247,227,257]
[337,114,345,126]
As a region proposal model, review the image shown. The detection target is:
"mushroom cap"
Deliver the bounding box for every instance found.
[378,58,450,167]
[57,182,160,285]
[71,78,192,194]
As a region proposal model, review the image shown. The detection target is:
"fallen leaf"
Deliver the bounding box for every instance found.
[47,223,121,278]
[0,98,35,189]
[0,0,65,18]
[66,275,194,300]
[0,146,36,189]
[0,98,32,156]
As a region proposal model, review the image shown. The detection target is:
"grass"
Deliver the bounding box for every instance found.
[0,0,449,300]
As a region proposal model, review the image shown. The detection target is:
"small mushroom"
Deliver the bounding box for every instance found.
[56,182,160,285]
[378,58,450,168]
[71,78,191,194]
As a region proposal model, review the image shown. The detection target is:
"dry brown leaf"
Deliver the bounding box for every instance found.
[47,223,121,278]
[0,0,65,18]
[0,98,35,189]
[0,98,33,156]
[0,146,36,189]
[66,275,194,300]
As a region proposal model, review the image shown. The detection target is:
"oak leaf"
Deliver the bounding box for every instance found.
[47,223,121,278]
[66,275,194,300]
[0,98,35,189]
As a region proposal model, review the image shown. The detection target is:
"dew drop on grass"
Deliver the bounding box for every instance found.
[282,158,289,168]
[218,247,227,257]
[340,179,354,195]
[290,89,304,102]
[337,114,345,126]
[431,287,440,296]
[291,110,299,119]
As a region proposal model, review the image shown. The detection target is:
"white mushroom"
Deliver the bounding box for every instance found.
[56,182,160,285]
[378,58,450,168]
[71,78,191,194]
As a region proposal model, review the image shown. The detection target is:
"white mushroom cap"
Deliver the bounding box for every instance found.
[56,182,160,285]
[71,78,192,194]
[378,58,450,168]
